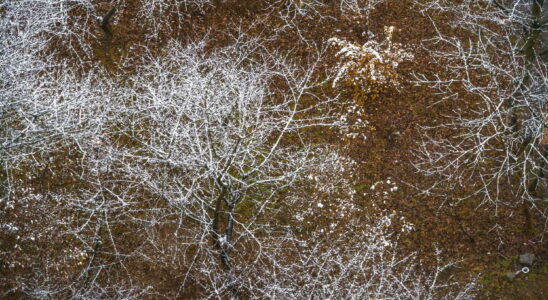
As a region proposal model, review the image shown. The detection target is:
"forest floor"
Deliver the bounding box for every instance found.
[79,0,548,298]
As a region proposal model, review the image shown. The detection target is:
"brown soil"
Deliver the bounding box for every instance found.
[3,0,547,298]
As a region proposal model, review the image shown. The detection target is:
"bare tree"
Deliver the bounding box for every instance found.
[101,39,344,296]
[0,0,95,161]
[414,0,548,227]
[0,1,134,297]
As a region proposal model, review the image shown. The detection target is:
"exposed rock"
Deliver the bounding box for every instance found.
[519,253,535,266]
[505,272,516,280]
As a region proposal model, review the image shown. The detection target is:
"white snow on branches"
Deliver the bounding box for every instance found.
[329,26,414,92]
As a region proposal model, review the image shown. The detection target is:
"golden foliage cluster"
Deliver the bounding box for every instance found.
[329,26,413,104]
